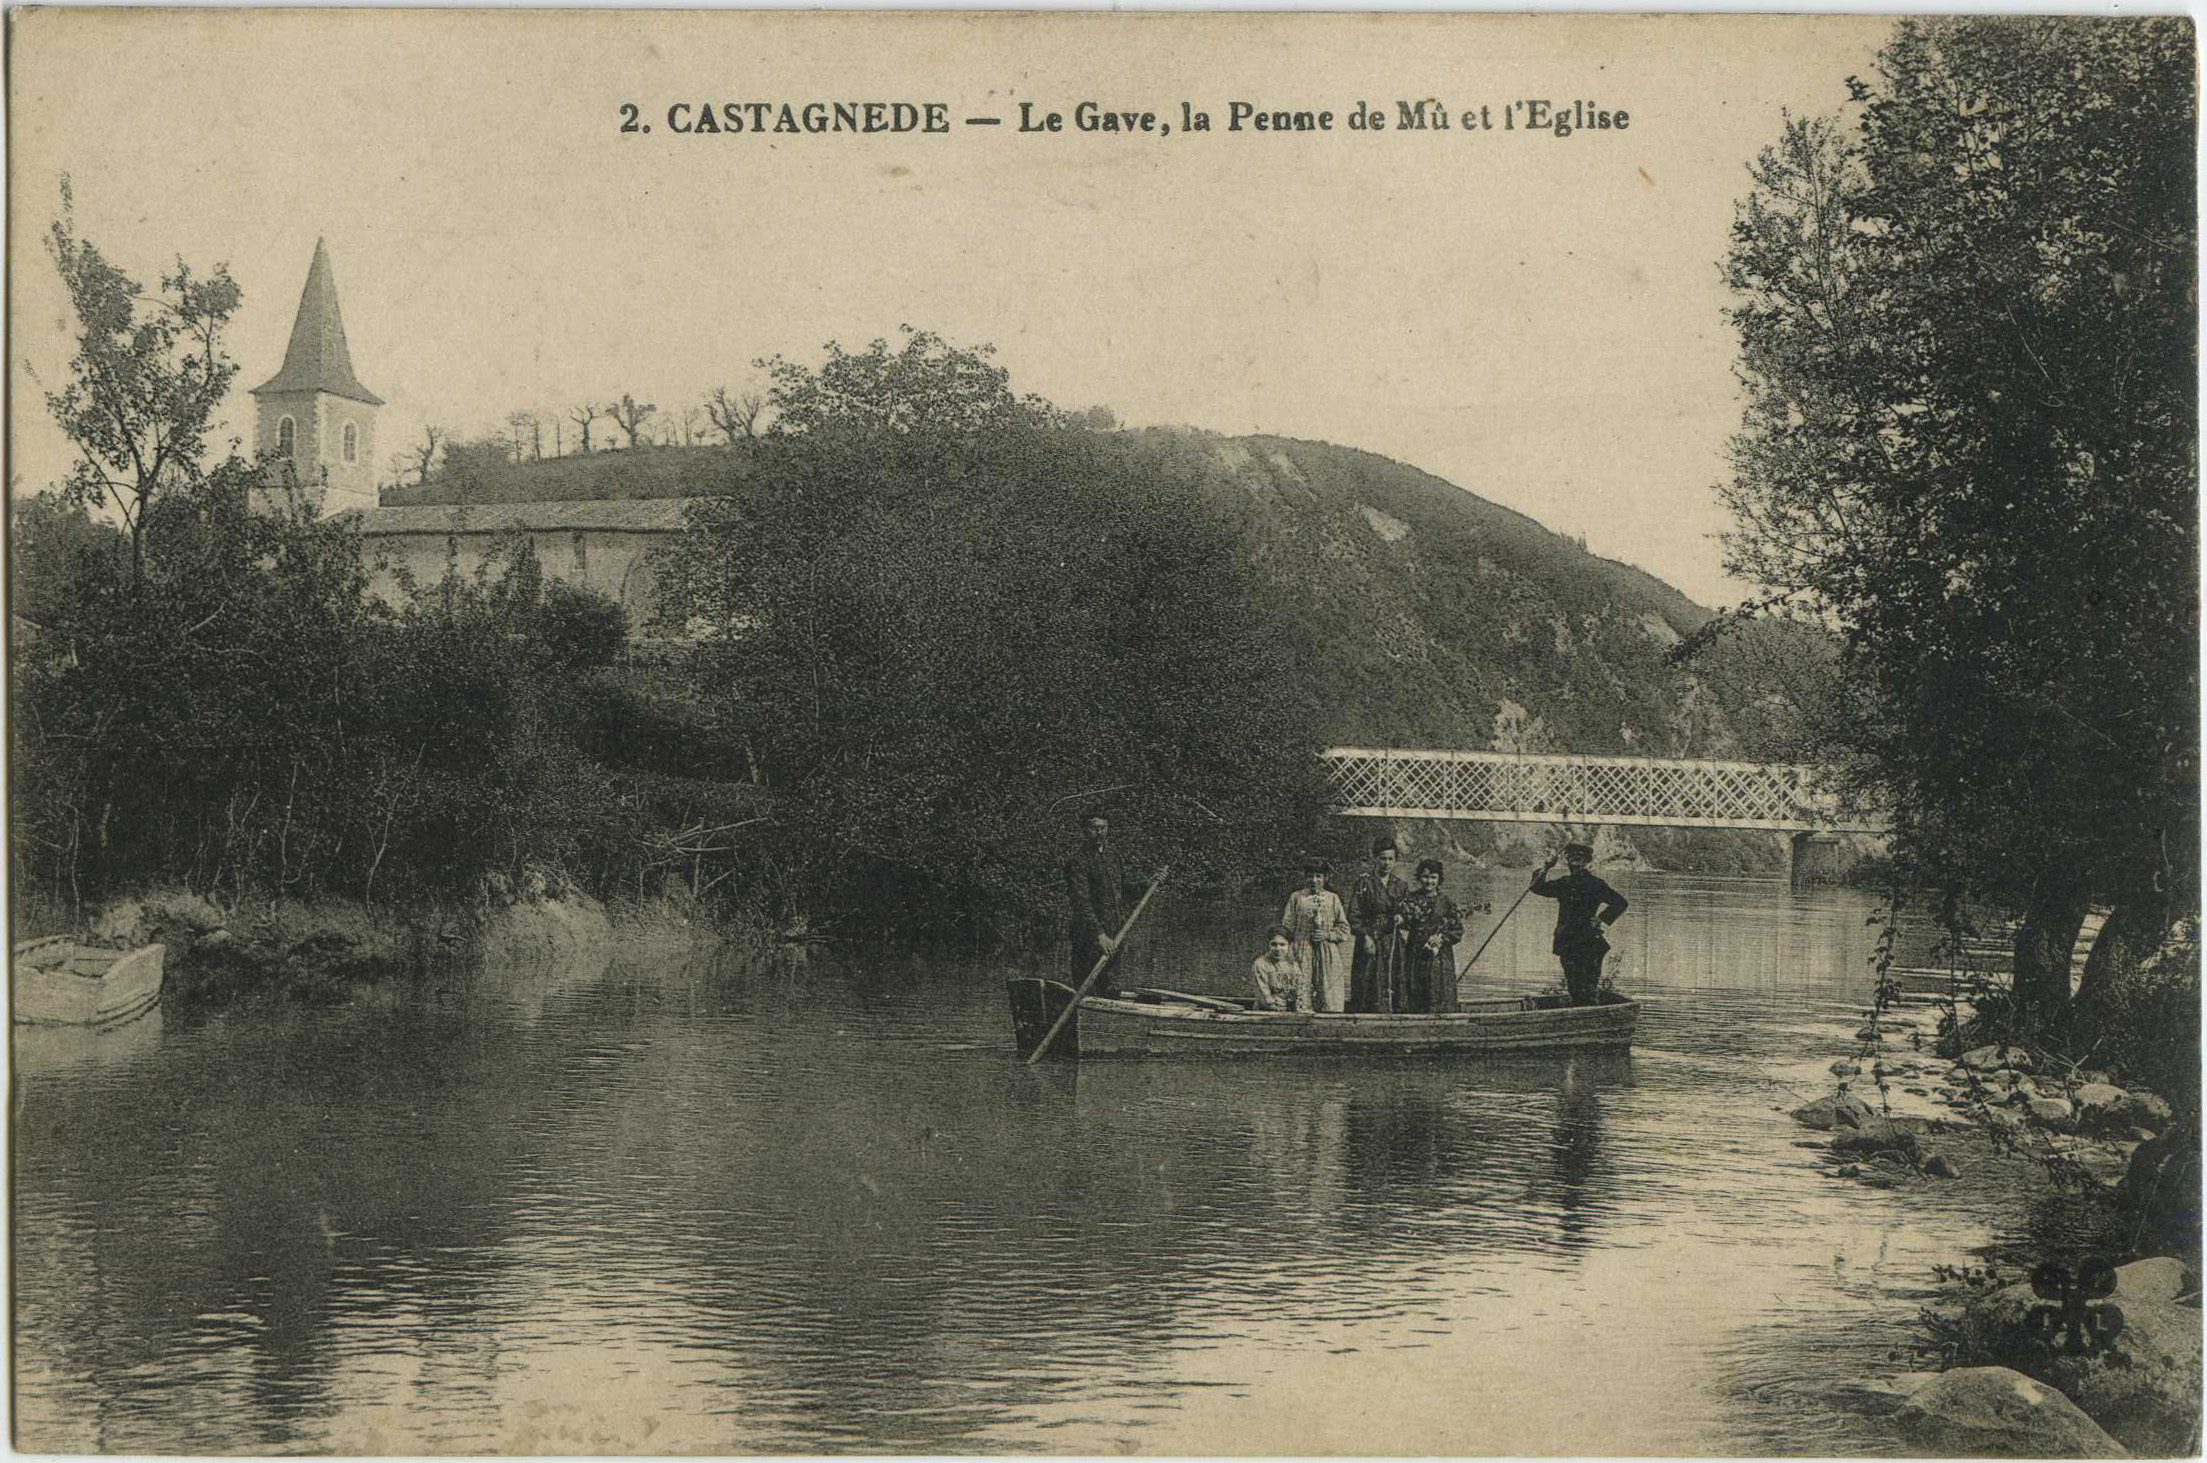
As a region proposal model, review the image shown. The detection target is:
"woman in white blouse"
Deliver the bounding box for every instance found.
[1281,859,1353,1013]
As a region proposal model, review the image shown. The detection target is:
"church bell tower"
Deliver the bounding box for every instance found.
[250,238,383,515]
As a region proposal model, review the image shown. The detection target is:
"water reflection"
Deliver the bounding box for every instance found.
[12,875,2114,1455]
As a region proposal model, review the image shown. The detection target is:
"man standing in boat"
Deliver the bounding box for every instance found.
[1064,808,1141,997]
[1529,841,1630,1006]
[1348,836,1408,1013]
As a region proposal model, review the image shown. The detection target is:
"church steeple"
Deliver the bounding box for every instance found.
[252,237,383,406]
[250,238,382,516]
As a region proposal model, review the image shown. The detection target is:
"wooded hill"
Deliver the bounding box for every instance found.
[395,429,1824,873]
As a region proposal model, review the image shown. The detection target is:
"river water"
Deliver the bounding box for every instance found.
[15,872,2098,1455]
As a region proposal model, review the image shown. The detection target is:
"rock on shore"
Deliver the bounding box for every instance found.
[1958,1258,2202,1457]
[1896,1367,2128,1457]
[478,889,615,962]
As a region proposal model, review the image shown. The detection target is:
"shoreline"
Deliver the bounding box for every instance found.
[1778,991,2199,1455]
[65,884,741,1010]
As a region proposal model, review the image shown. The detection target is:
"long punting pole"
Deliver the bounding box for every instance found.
[1024,868,1170,1065]
[1462,858,1554,969]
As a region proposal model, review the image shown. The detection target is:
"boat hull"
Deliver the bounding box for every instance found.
[1009,978,1636,1059]
[13,940,167,1028]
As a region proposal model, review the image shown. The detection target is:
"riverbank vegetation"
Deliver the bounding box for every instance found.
[1724,18,2199,1447]
[1708,15,2197,1110]
[12,472,745,915]
[650,332,1332,942]
[13,227,1335,947]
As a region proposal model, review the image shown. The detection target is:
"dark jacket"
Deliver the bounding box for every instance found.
[1529,867,1629,956]
[1348,871,1408,939]
[1064,843,1133,939]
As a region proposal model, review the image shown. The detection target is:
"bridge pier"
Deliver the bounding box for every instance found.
[1790,831,1846,888]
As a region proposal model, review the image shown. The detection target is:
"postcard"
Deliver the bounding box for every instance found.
[10,9,2197,1457]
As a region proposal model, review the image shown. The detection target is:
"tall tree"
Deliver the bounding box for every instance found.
[610,393,656,449]
[655,333,1327,940]
[757,327,1055,438]
[567,402,600,454]
[408,424,446,485]
[1718,18,2198,1028]
[705,385,766,443]
[504,410,542,462]
[40,181,242,584]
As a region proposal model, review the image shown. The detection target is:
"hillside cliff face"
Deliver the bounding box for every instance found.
[1135,430,1804,872]
[396,430,1814,873]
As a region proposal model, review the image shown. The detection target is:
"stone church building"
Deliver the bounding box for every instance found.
[251,239,384,517]
[254,241,678,621]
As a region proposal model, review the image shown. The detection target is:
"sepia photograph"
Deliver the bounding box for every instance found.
[6,9,2199,1456]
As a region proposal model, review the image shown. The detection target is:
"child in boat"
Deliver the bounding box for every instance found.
[1250,925,1313,1012]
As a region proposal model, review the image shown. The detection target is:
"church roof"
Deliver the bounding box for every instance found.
[250,238,384,405]
[354,499,693,535]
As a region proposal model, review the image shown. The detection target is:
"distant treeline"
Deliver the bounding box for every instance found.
[17,277,1835,945]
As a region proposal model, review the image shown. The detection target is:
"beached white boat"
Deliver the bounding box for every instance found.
[13,937,167,1027]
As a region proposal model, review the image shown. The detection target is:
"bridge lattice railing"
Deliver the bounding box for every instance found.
[1322,747,1882,833]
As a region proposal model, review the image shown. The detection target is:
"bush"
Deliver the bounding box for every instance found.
[10,475,742,920]
[537,581,628,669]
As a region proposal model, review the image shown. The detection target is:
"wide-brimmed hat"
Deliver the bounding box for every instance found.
[1563,841,1595,860]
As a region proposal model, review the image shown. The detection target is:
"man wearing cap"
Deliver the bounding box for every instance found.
[1064,808,1140,996]
[1529,841,1630,1006]
[1348,837,1408,1013]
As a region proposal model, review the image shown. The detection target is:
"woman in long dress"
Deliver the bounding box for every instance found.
[1398,857,1466,1013]
[1282,860,1353,1013]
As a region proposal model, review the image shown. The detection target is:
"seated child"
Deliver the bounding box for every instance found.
[1250,924,1314,1012]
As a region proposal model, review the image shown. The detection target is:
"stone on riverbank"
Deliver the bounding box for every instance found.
[1831,1116,1919,1160]
[92,890,228,948]
[1922,1153,1961,1179]
[2072,1083,2131,1131]
[2027,1096,2078,1131]
[1895,1367,2127,1457]
[2128,1092,2174,1125]
[1794,1091,1877,1132]
[110,893,439,1004]
[1960,1257,2201,1457]
[1962,1044,2036,1073]
[1826,1371,1940,1416]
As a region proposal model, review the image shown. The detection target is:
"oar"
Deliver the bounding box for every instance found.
[1024,867,1169,1065]
[1463,857,1555,968]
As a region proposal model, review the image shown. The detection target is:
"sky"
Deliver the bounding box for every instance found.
[8,10,1891,607]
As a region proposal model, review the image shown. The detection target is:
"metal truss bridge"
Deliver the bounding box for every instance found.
[1322,747,1884,834]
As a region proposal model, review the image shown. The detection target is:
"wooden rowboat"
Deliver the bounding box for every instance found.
[13,937,167,1028]
[1007,979,1637,1060]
